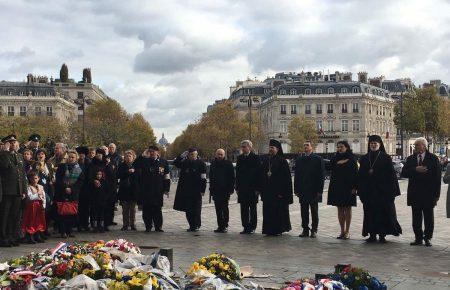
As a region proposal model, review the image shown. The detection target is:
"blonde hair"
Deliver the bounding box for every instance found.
[67,149,79,159]
[124,149,136,160]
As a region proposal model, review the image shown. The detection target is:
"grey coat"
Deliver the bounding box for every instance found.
[443,164,450,218]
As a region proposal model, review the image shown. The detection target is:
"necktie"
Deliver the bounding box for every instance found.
[418,154,423,166]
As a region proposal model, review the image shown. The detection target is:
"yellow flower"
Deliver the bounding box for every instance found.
[152,276,158,287]
[209,267,216,274]
[200,258,206,264]
[128,276,142,286]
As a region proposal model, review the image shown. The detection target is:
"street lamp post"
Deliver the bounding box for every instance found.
[399,91,404,159]
[248,97,253,140]
[75,96,92,145]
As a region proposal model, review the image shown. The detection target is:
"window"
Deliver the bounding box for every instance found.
[8,91,12,96]
[352,120,360,131]
[351,141,361,153]
[305,88,311,95]
[280,105,287,115]
[316,104,322,114]
[352,103,359,113]
[327,120,334,131]
[46,106,53,117]
[20,106,27,116]
[8,106,14,116]
[35,107,42,116]
[291,105,297,114]
[280,89,286,95]
[20,91,25,96]
[316,120,323,131]
[352,87,359,93]
[327,104,334,114]
[280,121,287,133]
[341,103,348,113]
[341,87,348,93]
[316,89,322,94]
[77,92,84,99]
[290,89,296,95]
[328,87,334,94]
[341,120,349,132]
[305,104,311,114]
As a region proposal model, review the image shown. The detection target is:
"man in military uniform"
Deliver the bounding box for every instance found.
[18,134,41,157]
[135,145,170,232]
[173,148,207,232]
[0,135,28,247]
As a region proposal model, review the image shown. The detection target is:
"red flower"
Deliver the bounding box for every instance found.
[56,263,68,276]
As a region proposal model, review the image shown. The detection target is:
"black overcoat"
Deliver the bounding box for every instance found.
[327,155,358,207]
[235,152,261,204]
[134,156,170,206]
[173,156,206,212]
[209,159,235,203]
[86,158,116,205]
[294,154,325,203]
[358,151,402,237]
[117,162,138,202]
[401,151,441,208]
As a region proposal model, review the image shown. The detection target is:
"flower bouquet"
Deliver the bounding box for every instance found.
[329,266,387,290]
[108,270,162,290]
[283,278,350,290]
[187,253,241,282]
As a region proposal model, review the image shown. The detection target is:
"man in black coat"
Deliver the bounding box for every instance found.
[0,135,28,247]
[235,140,261,234]
[135,145,170,232]
[106,143,122,227]
[173,147,207,232]
[402,137,441,247]
[209,149,235,233]
[76,146,92,231]
[294,141,325,238]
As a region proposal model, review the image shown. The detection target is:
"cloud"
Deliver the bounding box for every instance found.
[0,0,449,142]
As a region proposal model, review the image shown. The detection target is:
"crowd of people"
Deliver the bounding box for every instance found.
[0,133,448,249]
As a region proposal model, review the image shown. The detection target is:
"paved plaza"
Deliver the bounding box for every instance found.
[0,179,448,289]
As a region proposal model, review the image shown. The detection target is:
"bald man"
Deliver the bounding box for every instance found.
[209,149,235,233]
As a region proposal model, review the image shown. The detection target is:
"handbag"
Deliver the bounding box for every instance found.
[56,201,78,216]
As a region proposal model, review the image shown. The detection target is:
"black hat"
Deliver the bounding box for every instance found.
[76,146,89,155]
[148,145,160,151]
[269,139,283,155]
[28,134,41,142]
[188,147,198,153]
[3,134,17,142]
[367,135,386,153]
[96,148,106,155]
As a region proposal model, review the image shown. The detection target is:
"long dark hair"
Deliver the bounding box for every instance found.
[337,140,352,154]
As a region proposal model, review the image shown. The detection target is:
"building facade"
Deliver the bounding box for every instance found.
[0,65,109,123]
[246,72,398,155]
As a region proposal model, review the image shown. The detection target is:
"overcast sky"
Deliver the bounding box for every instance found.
[1,0,449,141]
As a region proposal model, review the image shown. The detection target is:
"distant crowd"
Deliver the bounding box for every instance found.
[0,133,449,249]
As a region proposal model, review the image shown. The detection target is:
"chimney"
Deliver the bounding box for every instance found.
[358,72,368,84]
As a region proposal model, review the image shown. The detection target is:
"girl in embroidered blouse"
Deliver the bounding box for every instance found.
[22,171,46,244]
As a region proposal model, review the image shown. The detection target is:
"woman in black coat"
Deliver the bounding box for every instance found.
[117,150,138,231]
[357,135,402,243]
[260,139,293,236]
[327,141,358,239]
[54,150,84,238]
[86,148,115,232]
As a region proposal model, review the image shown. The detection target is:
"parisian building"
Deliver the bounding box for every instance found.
[0,64,108,123]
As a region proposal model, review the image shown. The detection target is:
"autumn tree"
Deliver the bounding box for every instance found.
[288,116,318,153]
[166,101,255,160]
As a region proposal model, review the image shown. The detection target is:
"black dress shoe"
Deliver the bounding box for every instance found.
[145,228,152,233]
[112,222,118,225]
[155,228,164,232]
[11,241,20,247]
[378,236,387,243]
[214,228,223,233]
[424,239,432,247]
[365,235,377,243]
[310,231,317,238]
[130,226,137,231]
[0,241,12,247]
[410,240,423,246]
[299,230,309,238]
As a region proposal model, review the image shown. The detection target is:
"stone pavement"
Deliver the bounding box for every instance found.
[0,179,449,289]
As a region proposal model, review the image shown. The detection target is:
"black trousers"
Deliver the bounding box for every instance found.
[78,194,90,228]
[240,201,257,231]
[214,199,229,229]
[104,200,116,226]
[142,203,163,230]
[300,201,319,232]
[59,215,76,235]
[412,206,434,240]
[186,199,202,230]
[0,195,21,243]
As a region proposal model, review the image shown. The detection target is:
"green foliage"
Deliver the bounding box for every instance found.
[288,116,318,153]
[60,63,69,82]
